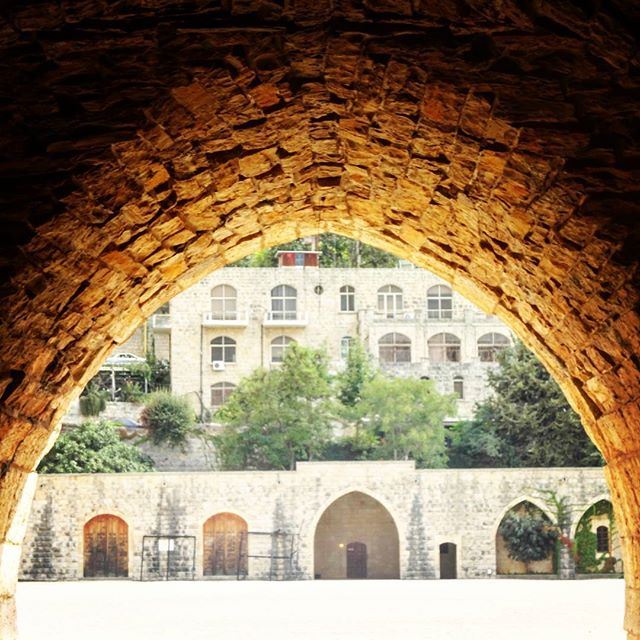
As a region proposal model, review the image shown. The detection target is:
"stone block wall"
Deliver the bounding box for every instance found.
[19,463,610,582]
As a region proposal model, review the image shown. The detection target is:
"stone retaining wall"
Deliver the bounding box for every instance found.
[20,462,610,581]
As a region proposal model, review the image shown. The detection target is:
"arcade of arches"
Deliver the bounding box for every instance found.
[0,1,639,637]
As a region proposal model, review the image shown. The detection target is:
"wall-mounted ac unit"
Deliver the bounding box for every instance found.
[212,361,225,371]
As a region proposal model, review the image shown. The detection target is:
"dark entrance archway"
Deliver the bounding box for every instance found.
[346,542,367,579]
[0,3,639,637]
[439,543,457,580]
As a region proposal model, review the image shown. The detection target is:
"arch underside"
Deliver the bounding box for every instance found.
[0,2,639,637]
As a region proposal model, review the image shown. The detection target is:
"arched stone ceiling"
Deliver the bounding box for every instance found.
[0,1,639,637]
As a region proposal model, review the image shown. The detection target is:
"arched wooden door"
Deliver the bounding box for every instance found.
[346,541,367,579]
[203,513,248,576]
[83,514,128,578]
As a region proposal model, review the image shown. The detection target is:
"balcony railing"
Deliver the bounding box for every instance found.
[151,314,171,330]
[202,311,249,327]
[262,311,309,327]
[373,310,419,322]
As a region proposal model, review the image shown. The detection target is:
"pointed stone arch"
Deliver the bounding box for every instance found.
[313,491,400,580]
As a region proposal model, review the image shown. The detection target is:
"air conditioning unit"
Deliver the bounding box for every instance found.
[212,361,225,371]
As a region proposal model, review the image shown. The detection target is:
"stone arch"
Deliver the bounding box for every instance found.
[571,494,613,539]
[495,500,555,576]
[572,498,621,574]
[312,490,400,580]
[491,496,557,542]
[0,4,639,636]
[82,514,129,579]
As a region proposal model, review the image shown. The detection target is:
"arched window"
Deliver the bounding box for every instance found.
[428,333,461,363]
[271,285,297,320]
[340,285,355,312]
[211,382,236,410]
[271,335,295,363]
[211,336,236,363]
[596,526,610,553]
[377,285,403,318]
[341,336,354,360]
[84,514,128,578]
[478,332,510,362]
[453,376,464,399]
[211,284,237,320]
[427,285,453,319]
[378,333,411,364]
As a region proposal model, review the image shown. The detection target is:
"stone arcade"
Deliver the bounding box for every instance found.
[0,2,639,638]
[19,463,613,582]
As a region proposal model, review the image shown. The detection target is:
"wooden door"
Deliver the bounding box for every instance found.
[84,514,128,578]
[439,542,457,579]
[203,513,248,576]
[346,541,367,579]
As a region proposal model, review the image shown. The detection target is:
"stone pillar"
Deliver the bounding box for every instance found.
[605,453,640,639]
[557,525,575,580]
[0,468,38,640]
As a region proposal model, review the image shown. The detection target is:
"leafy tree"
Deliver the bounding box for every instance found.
[336,338,376,408]
[214,344,334,470]
[446,419,502,468]
[498,504,558,572]
[38,420,154,473]
[229,234,398,268]
[355,376,456,467]
[79,383,108,417]
[472,341,602,467]
[140,391,195,447]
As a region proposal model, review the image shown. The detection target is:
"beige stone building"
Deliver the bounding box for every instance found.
[119,256,513,421]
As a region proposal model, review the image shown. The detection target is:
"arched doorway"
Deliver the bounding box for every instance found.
[314,491,399,580]
[83,515,128,578]
[439,543,457,579]
[203,513,248,577]
[495,501,555,575]
[574,500,622,574]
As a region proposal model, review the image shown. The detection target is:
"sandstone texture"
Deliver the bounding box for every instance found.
[0,1,639,637]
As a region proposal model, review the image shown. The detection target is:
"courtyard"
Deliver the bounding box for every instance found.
[17,579,624,639]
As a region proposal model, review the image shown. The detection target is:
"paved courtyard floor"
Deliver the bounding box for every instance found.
[17,579,624,640]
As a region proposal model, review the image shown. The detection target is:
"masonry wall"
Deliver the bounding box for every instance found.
[19,463,611,582]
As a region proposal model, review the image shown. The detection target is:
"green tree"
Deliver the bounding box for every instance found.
[446,419,503,468]
[472,341,602,467]
[140,391,195,447]
[38,420,154,473]
[498,505,558,572]
[336,338,376,408]
[229,234,398,268]
[214,344,334,470]
[356,376,456,467]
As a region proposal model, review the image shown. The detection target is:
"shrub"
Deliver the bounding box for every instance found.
[499,506,558,571]
[38,420,154,473]
[140,391,195,447]
[79,385,108,416]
